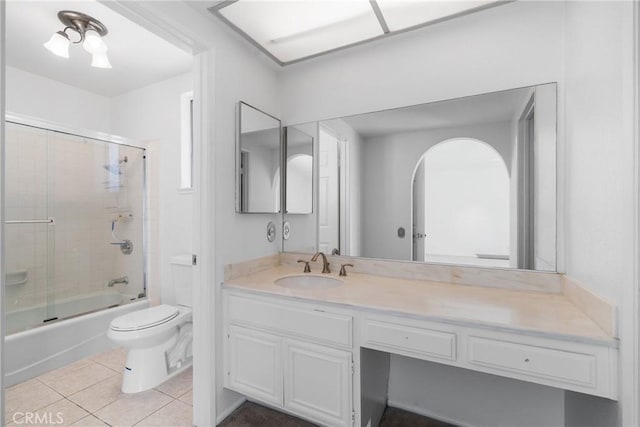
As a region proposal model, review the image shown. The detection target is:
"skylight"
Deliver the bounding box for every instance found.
[209,0,508,66]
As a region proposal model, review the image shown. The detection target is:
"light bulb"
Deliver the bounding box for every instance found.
[91,51,112,69]
[44,31,70,58]
[83,29,107,53]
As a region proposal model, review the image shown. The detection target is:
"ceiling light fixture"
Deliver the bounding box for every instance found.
[44,10,111,69]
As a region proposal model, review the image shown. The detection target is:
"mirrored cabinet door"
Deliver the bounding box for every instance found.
[284,126,313,215]
[236,101,281,214]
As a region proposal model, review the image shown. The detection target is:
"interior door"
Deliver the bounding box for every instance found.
[319,128,340,255]
[412,159,426,261]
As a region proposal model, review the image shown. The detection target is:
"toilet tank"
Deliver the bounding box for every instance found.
[171,254,193,307]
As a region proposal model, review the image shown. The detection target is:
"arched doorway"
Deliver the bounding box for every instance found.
[412,138,510,266]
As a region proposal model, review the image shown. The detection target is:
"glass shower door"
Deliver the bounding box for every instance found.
[4,121,146,334]
[4,122,56,333]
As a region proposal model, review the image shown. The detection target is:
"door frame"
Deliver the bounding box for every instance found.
[0,2,217,425]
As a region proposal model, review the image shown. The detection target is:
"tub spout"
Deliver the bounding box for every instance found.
[108,276,129,287]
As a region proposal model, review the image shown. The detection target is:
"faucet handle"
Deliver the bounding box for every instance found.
[297,259,311,273]
[339,263,354,277]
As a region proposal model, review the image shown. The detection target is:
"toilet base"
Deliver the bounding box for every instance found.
[121,324,193,393]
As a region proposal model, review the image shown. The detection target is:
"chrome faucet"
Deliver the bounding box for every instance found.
[108,276,129,287]
[310,252,331,274]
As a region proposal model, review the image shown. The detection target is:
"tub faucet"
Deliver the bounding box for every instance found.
[108,276,129,287]
[310,252,331,274]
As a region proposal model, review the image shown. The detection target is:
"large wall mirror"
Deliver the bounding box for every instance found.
[236,101,281,213]
[283,83,557,271]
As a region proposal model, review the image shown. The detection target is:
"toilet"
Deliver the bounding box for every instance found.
[108,255,193,393]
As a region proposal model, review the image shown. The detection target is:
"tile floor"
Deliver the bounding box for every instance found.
[5,348,193,427]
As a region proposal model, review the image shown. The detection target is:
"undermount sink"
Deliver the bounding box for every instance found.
[275,274,343,289]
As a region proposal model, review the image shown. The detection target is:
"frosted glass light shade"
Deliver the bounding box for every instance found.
[91,51,112,69]
[376,0,501,31]
[83,29,107,53]
[44,31,70,58]
[219,0,383,63]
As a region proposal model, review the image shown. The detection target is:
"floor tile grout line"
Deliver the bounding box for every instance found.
[131,396,178,427]
[41,369,120,399]
[6,379,65,419]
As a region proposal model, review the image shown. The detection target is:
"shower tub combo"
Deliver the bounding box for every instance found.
[4,116,148,386]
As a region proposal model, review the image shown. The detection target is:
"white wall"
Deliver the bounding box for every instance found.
[6,66,111,133]
[563,1,636,425]
[280,1,569,425]
[361,121,512,261]
[200,16,283,419]
[281,2,564,126]
[388,355,565,427]
[110,72,193,307]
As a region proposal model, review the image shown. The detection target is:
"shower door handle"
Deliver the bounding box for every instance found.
[5,218,55,224]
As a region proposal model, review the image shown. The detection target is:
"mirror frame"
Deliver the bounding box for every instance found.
[235,101,282,214]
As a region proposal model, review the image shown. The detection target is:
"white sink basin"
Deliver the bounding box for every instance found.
[275,274,343,289]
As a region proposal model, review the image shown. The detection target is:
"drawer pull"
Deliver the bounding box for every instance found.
[525,358,530,363]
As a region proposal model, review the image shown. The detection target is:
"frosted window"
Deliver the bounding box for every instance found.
[219,0,383,63]
[377,0,501,32]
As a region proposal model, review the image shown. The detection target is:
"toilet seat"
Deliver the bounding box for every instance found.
[110,304,179,332]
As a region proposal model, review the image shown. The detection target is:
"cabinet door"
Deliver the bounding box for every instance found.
[284,340,353,427]
[227,325,283,406]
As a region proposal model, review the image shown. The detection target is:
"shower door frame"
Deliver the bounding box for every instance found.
[4,112,149,320]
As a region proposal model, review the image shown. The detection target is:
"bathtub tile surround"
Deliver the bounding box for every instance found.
[5,347,193,426]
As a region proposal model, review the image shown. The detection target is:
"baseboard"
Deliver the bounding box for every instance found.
[215,396,246,425]
[387,399,475,427]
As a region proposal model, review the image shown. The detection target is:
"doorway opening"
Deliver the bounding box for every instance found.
[411,138,510,267]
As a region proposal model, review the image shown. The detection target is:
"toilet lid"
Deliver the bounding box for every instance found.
[110,304,179,331]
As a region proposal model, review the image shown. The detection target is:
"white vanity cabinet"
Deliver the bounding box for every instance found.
[283,339,353,426]
[361,314,618,400]
[224,286,618,427]
[224,292,355,427]
[227,325,283,406]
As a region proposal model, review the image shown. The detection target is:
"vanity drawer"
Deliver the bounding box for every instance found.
[467,336,597,388]
[227,294,352,347]
[363,319,456,361]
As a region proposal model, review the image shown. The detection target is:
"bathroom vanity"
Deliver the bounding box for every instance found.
[222,254,618,427]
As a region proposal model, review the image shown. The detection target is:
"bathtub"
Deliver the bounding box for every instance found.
[5,290,149,386]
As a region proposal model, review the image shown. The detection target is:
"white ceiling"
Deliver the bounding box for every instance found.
[328,87,533,138]
[6,1,193,97]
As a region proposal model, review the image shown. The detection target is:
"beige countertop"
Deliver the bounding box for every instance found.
[224,265,617,347]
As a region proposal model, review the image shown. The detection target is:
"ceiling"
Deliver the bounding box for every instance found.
[209,0,507,66]
[6,1,193,97]
[328,86,533,138]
